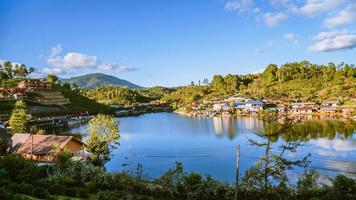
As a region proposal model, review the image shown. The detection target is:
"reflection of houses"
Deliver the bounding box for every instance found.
[11,133,86,162]
[291,107,313,115]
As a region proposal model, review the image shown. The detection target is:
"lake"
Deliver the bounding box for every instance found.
[65,112,356,183]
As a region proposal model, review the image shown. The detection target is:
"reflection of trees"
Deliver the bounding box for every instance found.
[284,120,356,142]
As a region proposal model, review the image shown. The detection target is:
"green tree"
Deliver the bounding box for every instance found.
[210,75,225,93]
[224,74,240,94]
[261,64,278,84]
[3,61,13,78]
[86,114,119,167]
[9,100,30,134]
[46,74,59,84]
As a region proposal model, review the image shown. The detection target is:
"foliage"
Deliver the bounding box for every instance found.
[80,86,150,106]
[161,61,356,111]
[0,153,355,199]
[54,84,113,114]
[0,61,34,80]
[86,114,120,167]
[9,100,30,134]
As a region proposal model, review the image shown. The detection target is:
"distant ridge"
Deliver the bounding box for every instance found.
[63,73,142,89]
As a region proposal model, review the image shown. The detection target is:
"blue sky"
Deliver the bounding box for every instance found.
[0,0,355,87]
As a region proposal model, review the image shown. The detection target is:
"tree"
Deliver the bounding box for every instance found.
[9,100,30,134]
[241,111,310,195]
[224,74,240,94]
[46,74,59,84]
[203,78,209,85]
[210,75,225,92]
[261,64,278,83]
[3,61,13,78]
[86,114,119,167]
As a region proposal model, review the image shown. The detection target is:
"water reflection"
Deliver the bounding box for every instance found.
[64,113,356,182]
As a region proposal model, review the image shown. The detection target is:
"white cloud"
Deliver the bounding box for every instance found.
[255,48,261,53]
[314,29,349,40]
[45,44,137,75]
[224,0,254,13]
[298,0,347,17]
[313,138,356,153]
[309,30,356,52]
[42,67,67,75]
[285,32,299,44]
[48,52,98,69]
[269,0,297,11]
[262,12,288,27]
[323,3,356,28]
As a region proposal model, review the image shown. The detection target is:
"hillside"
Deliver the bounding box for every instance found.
[161,61,356,109]
[63,73,142,89]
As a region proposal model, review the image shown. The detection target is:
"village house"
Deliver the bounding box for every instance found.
[17,79,52,92]
[233,102,246,109]
[321,101,339,107]
[320,100,340,114]
[213,103,229,111]
[245,100,264,112]
[11,133,86,162]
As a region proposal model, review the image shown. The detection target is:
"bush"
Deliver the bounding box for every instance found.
[97,190,122,200]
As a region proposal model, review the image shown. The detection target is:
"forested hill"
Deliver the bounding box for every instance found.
[162,61,356,109]
[245,61,356,100]
[63,73,142,89]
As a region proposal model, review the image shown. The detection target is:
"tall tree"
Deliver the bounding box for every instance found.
[210,75,225,93]
[241,111,310,195]
[261,64,278,84]
[9,100,30,134]
[86,114,119,167]
[3,61,13,78]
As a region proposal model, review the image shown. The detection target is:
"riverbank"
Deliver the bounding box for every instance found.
[176,109,356,122]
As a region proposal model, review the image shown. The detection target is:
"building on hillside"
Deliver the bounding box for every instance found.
[245,100,264,112]
[17,80,52,92]
[320,100,339,114]
[321,101,339,107]
[233,102,246,109]
[11,133,86,162]
[213,103,229,111]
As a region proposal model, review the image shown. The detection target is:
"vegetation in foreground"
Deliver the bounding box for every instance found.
[0,154,355,200]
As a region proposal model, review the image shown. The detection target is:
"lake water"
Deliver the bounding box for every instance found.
[66,112,356,183]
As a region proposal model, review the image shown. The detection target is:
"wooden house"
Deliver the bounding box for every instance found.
[11,133,86,162]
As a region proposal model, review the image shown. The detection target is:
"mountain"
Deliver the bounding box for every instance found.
[63,73,142,89]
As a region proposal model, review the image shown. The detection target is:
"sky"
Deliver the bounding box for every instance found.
[0,0,355,87]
